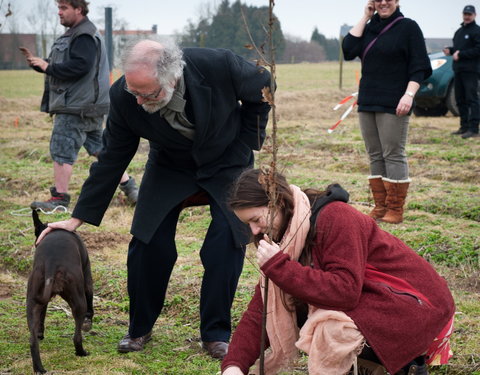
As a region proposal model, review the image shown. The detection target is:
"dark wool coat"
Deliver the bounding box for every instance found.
[447,20,480,73]
[72,48,271,246]
[222,202,455,375]
[342,9,432,113]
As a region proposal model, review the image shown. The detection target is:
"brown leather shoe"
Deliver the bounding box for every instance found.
[202,341,228,359]
[118,331,152,353]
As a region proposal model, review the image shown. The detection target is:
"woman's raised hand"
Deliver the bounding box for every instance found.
[257,234,281,267]
[365,0,375,18]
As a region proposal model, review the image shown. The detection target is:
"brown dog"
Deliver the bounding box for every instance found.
[27,210,93,374]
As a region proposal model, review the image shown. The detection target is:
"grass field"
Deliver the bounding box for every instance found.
[0,63,479,374]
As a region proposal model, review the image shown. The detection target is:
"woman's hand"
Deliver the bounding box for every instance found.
[222,366,244,375]
[364,0,375,19]
[396,94,414,116]
[257,234,281,267]
[36,217,84,245]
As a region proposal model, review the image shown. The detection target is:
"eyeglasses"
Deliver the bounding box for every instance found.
[124,84,163,100]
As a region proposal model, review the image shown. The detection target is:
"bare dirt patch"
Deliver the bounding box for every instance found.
[77,231,131,254]
[0,269,23,300]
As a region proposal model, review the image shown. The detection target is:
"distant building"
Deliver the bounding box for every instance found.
[0,25,162,70]
[99,25,161,68]
[0,34,38,69]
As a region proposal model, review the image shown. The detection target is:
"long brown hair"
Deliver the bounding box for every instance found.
[228,169,294,244]
[229,169,327,312]
[228,169,327,266]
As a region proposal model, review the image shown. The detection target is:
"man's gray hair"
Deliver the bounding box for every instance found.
[121,38,185,87]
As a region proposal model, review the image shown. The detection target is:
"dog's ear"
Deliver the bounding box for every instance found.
[32,209,48,239]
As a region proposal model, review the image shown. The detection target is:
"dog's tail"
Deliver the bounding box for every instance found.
[32,209,48,240]
[32,210,57,303]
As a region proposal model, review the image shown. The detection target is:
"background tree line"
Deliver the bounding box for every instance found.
[1,0,340,66]
[180,0,340,63]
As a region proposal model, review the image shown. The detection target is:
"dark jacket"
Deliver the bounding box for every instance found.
[72,48,271,246]
[447,20,480,73]
[41,17,110,117]
[222,202,455,375]
[342,9,432,113]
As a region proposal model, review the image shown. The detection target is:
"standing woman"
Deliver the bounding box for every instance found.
[342,0,432,224]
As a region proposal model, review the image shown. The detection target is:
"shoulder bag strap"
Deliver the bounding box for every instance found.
[361,16,404,61]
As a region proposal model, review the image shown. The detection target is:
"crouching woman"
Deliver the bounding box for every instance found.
[221,169,455,375]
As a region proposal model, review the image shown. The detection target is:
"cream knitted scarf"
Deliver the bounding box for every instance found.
[252,184,311,374]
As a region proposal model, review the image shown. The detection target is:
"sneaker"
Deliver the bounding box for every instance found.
[119,177,139,205]
[461,131,480,139]
[30,187,70,211]
[118,331,152,353]
[451,128,467,135]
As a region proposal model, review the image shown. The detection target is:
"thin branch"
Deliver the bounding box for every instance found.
[259,1,278,374]
[0,1,12,32]
[239,1,279,374]
[239,4,271,67]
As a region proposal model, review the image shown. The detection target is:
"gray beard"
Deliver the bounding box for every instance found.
[141,87,175,114]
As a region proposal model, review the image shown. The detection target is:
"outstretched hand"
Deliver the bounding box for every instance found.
[19,46,33,59]
[19,47,48,71]
[257,234,281,267]
[36,217,84,245]
[27,56,49,72]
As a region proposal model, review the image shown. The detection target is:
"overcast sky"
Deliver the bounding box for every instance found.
[13,0,480,41]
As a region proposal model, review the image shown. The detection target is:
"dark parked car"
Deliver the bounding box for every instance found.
[414,52,459,116]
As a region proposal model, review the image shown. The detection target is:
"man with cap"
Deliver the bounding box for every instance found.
[444,5,480,138]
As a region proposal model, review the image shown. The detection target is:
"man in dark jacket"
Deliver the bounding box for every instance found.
[21,0,138,210]
[36,38,272,359]
[444,4,480,139]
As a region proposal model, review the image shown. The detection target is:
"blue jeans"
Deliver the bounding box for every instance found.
[358,112,410,180]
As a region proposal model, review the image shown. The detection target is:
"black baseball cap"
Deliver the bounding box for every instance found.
[463,5,476,14]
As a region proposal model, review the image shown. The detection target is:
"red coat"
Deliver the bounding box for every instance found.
[222,202,455,374]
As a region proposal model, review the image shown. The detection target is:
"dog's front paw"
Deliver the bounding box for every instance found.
[33,365,47,374]
[82,317,92,332]
[76,349,89,356]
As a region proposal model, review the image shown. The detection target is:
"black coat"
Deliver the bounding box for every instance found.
[447,21,480,73]
[342,9,431,113]
[72,48,272,245]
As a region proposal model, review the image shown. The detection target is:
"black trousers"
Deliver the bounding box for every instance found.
[126,195,245,342]
[454,71,480,133]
